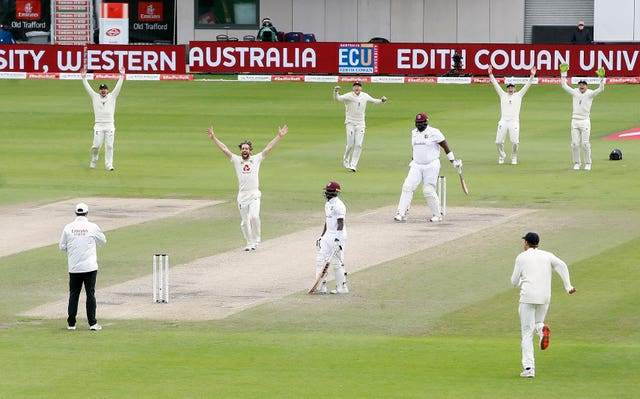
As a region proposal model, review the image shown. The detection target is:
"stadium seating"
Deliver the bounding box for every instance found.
[284,32,304,42]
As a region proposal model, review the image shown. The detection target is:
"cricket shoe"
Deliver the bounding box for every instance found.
[89,323,102,331]
[540,325,550,350]
[511,156,518,165]
[429,215,443,222]
[394,212,406,222]
[67,325,76,330]
[519,368,535,378]
[314,284,327,294]
[584,164,591,171]
[573,163,581,170]
[330,285,349,294]
[498,157,505,165]
[89,161,96,169]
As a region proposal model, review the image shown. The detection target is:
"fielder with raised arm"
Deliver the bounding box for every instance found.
[560,63,605,171]
[81,67,126,171]
[312,181,348,294]
[394,113,462,223]
[206,125,288,251]
[333,81,387,172]
[488,66,536,165]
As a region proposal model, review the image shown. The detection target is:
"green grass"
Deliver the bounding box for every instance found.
[1,78,639,398]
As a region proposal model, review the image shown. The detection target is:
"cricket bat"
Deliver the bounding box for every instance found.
[457,166,469,195]
[308,245,339,294]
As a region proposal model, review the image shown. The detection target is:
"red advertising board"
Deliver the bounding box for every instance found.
[189,42,640,77]
[16,0,42,20]
[1,42,638,77]
[138,2,163,22]
[188,42,339,74]
[0,44,186,74]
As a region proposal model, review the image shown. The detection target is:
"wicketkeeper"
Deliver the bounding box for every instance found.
[560,63,605,171]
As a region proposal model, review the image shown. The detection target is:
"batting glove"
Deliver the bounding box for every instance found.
[452,159,463,169]
[559,63,569,74]
[596,67,605,78]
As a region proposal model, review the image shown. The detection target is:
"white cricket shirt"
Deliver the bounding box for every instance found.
[490,74,533,122]
[511,248,574,304]
[231,152,264,204]
[411,126,445,165]
[82,75,124,124]
[333,91,383,125]
[561,74,605,120]
[325,196,347,237]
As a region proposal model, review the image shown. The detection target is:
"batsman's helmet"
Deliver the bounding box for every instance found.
[415,113,428,131]
[324,181,341,199]
[609,148,622,160]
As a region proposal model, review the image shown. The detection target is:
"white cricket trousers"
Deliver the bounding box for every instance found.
[343,123,365,169]
[315,234,347,292]
[238,197,261,247]
[495,120,520,159]
[518,302,550,370]
[396,159,441,217]
[91,122,115,169]
[570,119,592,165]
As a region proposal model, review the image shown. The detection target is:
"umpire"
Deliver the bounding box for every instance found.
[59,203,107,331]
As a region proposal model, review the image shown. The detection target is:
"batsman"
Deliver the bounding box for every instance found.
[394,113,463,222]
[311,181,349,294]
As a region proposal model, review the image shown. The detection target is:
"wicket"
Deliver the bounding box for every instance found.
[437,175,447,216]
[152,253,169,303]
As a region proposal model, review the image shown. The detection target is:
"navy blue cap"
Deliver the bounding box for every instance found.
[522,232,539,245]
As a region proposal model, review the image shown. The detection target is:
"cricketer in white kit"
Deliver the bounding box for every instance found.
[81,67,126,171]
[511,232,576,378]
[560,63,605,170]
[206,125,288,251]
[314,181,348,294]
[488,66,536,165]
[394,113,462,222]
[333,81,387,172]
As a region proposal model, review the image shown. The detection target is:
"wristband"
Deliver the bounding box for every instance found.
[447,152,455,162]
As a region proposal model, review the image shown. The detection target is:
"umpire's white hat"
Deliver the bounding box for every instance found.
[75,203,89,214]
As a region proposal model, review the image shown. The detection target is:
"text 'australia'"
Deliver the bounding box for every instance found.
[190,46,317,69]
